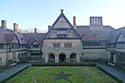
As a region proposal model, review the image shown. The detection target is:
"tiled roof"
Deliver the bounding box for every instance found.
[0,28,17,44]
[23,33,46,45]
[0,24,124,45]
[5,33,15,43]
[117,27,125,35]
[15,32,26,44]
[115,27,125,42]
[107,30,117,43]
[76,25,115,42]
[107,27,125,43]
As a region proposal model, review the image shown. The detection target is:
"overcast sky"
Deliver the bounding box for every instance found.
[0,0,125,32]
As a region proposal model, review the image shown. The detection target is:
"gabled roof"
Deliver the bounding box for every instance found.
[31,40,39,45]
[115,27,125,43]
[23,33,46,45]
[117,27,125,34]
[116,33,125,42]
[0,28,18,44]
[44,10,82,40]
[51,10,73,29]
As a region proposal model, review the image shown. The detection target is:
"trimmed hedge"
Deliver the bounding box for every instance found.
[32,62,96,66]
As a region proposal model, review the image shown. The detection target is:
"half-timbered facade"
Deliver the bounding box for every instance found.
[42,10,82,63]
[107,28,125,68]
[0,21,27,66]
[0,10,125,67]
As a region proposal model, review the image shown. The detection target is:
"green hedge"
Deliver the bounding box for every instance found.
[32,62,96,66]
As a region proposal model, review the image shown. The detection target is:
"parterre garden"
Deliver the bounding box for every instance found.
[6,66,118,83]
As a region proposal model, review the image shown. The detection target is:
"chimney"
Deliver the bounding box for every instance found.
[34,28,37,33]
[73,16,76,26]
[13,23,18,32]
[48,25,51,31]
[90,17,103,26]
[1,20,6,28]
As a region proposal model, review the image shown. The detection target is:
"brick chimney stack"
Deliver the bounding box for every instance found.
[73,16,76,26]
[34,28,37,33]
[90,16,103,31]
[90,17,103,26]
[13,23,18,32]
[1,20,6,28]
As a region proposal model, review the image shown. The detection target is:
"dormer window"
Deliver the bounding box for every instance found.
[83,35,86,39]
[32,45,39,48]
[31,41,39,48]
[0,44,4,49]
[57,34,67,38]
[57,30,68,38]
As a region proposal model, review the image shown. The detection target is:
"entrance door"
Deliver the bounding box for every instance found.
[59,54,66,63]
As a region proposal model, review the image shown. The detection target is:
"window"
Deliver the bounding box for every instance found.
[53,43,60,48]
[22,45,27,48]
[57,34,67,38]
[20,44,27,48]
[0,44,4,49]
[0,57,2,64]
[32,45,39,48]
[14,44,19,48]
[64,43,72,48]
[83,41,101,46]
[82,35,86,39]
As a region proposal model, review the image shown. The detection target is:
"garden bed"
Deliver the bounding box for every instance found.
[6,66,118,83]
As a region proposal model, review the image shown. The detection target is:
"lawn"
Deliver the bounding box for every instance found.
[6,66,118,83]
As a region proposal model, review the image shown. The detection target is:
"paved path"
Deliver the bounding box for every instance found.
[97,63,125,83]
[0,63,31,82]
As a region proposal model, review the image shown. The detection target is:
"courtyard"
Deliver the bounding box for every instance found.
[6,66,118,83]
[0,1,125,83]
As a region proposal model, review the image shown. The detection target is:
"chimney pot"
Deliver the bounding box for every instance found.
[73,16,76,26]
[13,23,18,32]
[1,20,6,28]
[34,28,37,33]
[48,25,51,30]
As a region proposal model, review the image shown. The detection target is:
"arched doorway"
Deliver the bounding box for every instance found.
[48,54,55,62]
[70,53,76,62]
[59,54,66,63]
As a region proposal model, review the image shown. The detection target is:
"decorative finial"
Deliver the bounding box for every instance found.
[61,9,64,13]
